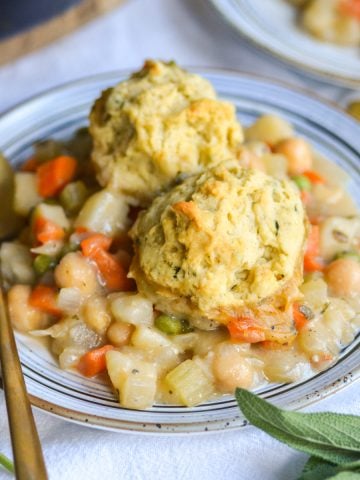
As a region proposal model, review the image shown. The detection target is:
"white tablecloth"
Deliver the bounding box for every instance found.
[0,1,359,479]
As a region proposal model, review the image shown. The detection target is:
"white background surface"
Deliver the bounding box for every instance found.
[0,0,359,479]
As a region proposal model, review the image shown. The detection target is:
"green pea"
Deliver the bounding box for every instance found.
[33,254,57,275]
[292,175,311,191]
[155,314,193,335]
[59,181,88,214]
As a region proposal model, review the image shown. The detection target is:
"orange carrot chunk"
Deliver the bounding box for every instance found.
[34,216,65,244]
[293,303,309,331]
[29,285,62,317]
[303,170,326,185]
[37,155,77,198]
[340,0,360,20]
[227,317,266,343]
[300,190,311,206]
[304,224,324,272]
[81,233,112,256]
[81,234,135,292]
[77,345,114,377]
[94,249,135,292]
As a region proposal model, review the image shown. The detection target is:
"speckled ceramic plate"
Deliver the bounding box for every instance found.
[0,70,359,434]
[208,0,360,87]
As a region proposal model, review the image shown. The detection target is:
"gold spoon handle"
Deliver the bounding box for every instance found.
[0,289,48,480]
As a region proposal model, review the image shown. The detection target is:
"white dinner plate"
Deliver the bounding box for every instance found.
[0,69,359,433]
[208,0,360,87]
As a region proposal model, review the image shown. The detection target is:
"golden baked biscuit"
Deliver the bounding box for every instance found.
[130,161,307,341]
[90,60,243,205]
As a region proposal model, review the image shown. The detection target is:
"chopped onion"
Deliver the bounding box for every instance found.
[31,241,63,256]
[57,287,84,313]
[59,346,87,369]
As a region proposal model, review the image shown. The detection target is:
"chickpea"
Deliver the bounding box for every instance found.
[274,137,312,176]
[107,321,134,347]
[212,342,254,392]
[325,258,360,297]
[8,285,51,332]
[55,252,100,295]
[83,296,111,336]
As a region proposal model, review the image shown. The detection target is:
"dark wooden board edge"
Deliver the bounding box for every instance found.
[0,0,127,66]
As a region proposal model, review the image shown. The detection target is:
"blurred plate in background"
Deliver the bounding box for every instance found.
[208,0,360,87]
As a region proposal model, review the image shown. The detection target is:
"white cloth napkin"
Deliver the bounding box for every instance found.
[0,1,358,479]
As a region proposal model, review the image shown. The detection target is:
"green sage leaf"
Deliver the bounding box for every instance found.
[0,452,14,474]
[298,457,338,480]
[327,473,360,479]
[235,389,360,465]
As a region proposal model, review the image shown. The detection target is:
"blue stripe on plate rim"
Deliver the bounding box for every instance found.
[0,68,359,434]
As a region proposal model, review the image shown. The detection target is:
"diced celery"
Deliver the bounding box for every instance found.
[59,181,88,215]
[14,172,43,216]
[292,175,311,192]
[0,154,22,239]
[75,189,129,236]
[165,359,215,407]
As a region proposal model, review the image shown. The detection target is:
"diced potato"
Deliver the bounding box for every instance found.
[57,287,84,314]
[110,293,154,326]
[14,172,42,216]
[262,349,313,383]
[245,115,294,146]
[8,285,51,332]
[106,350,157,409]
[131,326,180,375]
[261,153,288,180]
[59,346,87,369]
[33,203,70,230]
[297,317,339,367]
[0,242,35,287]
[165,359,215,407]
[131,326,176,352]
[75,189,129,236]
[323,298,357,345]
[300,277,328,312]
[121,364,157,409]
[171,332,199,352]
[0,153,22,240]
[82,295,111,336]
[319,216,360,261]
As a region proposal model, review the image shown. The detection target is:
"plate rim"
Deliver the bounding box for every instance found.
[207,0,360,88]
[0,68,359,434]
